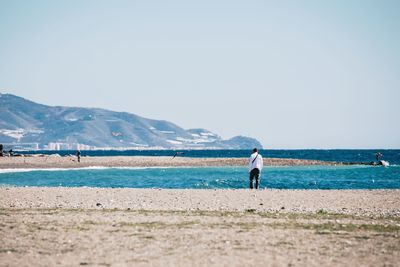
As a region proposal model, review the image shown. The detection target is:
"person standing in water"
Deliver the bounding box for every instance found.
[375,152,383,162]
[248,148,263,189]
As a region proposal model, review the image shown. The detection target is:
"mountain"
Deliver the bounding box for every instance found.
[0,93,262,150]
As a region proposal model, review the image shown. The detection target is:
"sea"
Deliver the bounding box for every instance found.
[16,149,400,164]
[1,149,399,190]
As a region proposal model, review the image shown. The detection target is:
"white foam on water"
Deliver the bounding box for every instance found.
[0,166,107,173]
[0,166,187,174]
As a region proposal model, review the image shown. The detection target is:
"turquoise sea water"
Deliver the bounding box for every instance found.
[20,149,400,164]
[0,165,399,189]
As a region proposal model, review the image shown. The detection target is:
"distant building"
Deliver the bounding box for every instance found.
[76,143,92,150]
[45,142,93,150]
[47,142,62,150]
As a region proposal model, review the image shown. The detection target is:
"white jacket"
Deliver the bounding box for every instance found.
[249,152,263,172]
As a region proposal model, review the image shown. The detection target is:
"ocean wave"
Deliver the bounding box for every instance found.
[0,164,397,175]
[0,166,105,174]
[0,166,186,174]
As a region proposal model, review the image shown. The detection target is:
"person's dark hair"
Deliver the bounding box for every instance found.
[253,148,258,153]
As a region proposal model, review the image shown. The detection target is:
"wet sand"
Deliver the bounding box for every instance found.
[1,188,399,266]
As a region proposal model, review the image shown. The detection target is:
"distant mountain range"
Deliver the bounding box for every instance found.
[0,93,262,150]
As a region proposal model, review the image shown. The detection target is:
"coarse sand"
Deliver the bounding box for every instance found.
[1,187,399,266]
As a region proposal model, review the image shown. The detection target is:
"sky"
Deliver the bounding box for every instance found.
[0,0,399,149]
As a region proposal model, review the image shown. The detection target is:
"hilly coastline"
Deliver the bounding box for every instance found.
[0,93,262,150]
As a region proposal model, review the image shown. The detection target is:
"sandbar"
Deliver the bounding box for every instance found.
[0,155,340,169]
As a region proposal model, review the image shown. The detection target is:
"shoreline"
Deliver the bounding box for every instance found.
[0,155,342,169]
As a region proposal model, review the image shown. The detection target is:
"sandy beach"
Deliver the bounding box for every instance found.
[0,155,340,169]
[2,0,398,265]
[0,156,399,266]
[1,187,399,266]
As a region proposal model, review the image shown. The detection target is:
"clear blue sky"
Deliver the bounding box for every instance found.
[1,0,399,148]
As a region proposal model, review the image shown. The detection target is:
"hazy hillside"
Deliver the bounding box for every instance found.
[0,93,262,150]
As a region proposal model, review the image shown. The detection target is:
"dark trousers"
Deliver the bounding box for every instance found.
[249,168,260,189]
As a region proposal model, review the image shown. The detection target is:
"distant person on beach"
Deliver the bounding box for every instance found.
[8,149,14,157]
[249,148,263,189]
[0,144,3,157]
[172,151,185,159]
[375,152,383,162]
[76,150,81,162]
